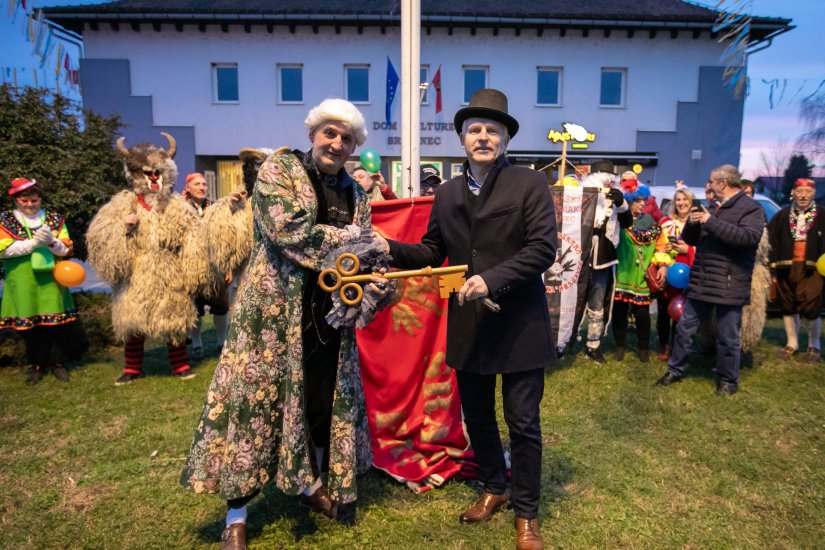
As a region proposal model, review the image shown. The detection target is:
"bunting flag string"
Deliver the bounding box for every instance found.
[3,0,82,93]
[714,0,753,99]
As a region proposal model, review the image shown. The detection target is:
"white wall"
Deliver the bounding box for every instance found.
[83,24,725,157]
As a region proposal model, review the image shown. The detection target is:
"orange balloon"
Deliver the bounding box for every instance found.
[53,261,86,287]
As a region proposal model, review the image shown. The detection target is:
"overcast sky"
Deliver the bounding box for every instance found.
[1,0,822,178]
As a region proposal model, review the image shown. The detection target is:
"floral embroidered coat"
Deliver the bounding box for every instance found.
[181,151,373,503]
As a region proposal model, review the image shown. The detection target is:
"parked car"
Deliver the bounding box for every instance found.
[649,186,788,315]
[649,186,780,221]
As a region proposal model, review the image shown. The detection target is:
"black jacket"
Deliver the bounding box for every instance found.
[681,190,765,306]
[767,204,825,269]
[389,158,558,374]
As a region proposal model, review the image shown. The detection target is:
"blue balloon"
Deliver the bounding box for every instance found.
[666,262,690,289]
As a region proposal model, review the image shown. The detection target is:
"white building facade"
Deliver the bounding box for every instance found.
[44,1,790,196]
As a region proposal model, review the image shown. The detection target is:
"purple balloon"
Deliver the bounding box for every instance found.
[668,295,685,322]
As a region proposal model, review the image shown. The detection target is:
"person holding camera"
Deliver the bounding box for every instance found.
[656,165,764,395]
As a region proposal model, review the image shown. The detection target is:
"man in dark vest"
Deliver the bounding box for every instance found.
[376,89,558,550]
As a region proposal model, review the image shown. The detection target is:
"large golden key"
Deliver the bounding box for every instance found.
[318,253,468,306]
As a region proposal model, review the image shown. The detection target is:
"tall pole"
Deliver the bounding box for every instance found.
[401,0,421,198]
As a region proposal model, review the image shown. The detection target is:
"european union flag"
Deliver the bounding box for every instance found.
[386,57,400,125]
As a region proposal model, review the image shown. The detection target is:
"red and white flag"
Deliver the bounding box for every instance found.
[432,65,442,114]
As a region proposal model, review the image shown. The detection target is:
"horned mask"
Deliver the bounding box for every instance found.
[116,132,178,196]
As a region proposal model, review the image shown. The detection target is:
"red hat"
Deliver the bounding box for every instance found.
[185,172,205,184]
[8,178,36,196]
[794,178,816,189]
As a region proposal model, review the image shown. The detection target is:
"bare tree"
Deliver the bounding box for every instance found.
[798,90,825,174]
[757,138,791,201]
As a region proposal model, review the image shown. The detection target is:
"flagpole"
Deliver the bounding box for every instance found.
[401,0,421,198]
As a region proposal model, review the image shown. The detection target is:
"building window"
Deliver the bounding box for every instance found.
[278,64,303,103]
[345,65,370,103]
[600,68,626,107]
[420,65,429,104]
[537,67,562,106]
[212,63,239,103]
[463,66,488,103]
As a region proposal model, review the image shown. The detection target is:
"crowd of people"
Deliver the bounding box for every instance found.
[2,89,822,550]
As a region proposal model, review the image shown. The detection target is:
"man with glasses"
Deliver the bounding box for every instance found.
[656,164,764,395]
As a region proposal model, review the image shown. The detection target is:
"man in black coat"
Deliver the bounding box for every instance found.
[657,164,765,395]
[376,89,557,550]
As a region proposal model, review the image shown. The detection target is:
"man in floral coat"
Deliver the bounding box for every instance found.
[181,99,385,550]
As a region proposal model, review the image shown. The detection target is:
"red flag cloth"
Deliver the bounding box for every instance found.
[358,197,473,491]
[432,65,442,114]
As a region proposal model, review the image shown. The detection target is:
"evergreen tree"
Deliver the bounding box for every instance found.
[0,84,126,260]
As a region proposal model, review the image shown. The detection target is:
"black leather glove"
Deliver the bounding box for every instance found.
[607,187,624,207]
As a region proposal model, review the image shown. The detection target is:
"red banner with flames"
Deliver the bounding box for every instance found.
[357,197,473,493]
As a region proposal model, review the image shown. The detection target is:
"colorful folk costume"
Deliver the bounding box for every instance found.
[579,168,632,364]
[768,178,825,362]
[86,133,207,385]
[183,99,383,550]
[612,182,671,362]
[0,178,77,384]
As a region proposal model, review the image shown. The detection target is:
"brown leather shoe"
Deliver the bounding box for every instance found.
[459,490,510,524]
[515,517,543,550]
[220,523,247,550]
[777,346,797,360]
[298,485,337,519]
[806,347,821,363]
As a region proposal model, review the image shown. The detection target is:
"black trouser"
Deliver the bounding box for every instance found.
[21,324,71,367]
[612,300,651,351]
[656,296,673,349]
[455,368,545,519]
[302,324,342,474]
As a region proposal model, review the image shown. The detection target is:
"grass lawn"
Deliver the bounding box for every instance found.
[1,317,824,549]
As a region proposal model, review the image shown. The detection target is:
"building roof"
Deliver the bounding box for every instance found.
[42,0,792,42]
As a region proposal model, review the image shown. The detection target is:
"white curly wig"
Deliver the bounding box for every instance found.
[304,98,368,146]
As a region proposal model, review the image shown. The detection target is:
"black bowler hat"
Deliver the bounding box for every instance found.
[454,89,519,138]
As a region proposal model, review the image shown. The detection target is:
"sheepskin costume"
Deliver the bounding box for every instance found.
[86,133,207,381]
[740,229,771,353]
